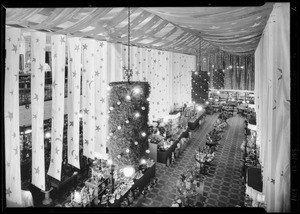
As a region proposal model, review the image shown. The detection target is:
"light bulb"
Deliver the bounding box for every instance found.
[145,149,150,154]
[45,132,51,139]
[140,159,146,165]
[125,149,130,153]
[123,166,135,177]
[109,106,114,111]
[117,126,121,130]
[135,112,140,118]
[133,87,141,94]
[126,95,131,100]
[141,132,146,137]
[134,141,138,145]
[107,159,113,165]
[141,106,145,110]
[197,106,203,111]
[146,97,150,101]
[25,129,32,134]
[125,120,129,124]
[117,101,121,105]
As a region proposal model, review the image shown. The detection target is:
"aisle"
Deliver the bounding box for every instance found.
[133,113,246,207]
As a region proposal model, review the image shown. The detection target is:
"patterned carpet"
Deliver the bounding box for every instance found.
[132,112,246,207]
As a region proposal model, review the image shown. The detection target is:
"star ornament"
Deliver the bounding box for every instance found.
[12,44,18,53]
[34,166,40,174]
[6,112,13,121]
[6,187,12,197]
[33,93,39,101]
[83,43,88,50]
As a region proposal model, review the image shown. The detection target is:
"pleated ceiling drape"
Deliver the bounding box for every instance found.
[254,3,290,212]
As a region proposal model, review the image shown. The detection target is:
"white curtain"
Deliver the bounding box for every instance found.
[5,27,22,207]
[254,3,290,212]
[47,35,66,181]
[67,37,81,169]
[94,41,111,158]
[121,45,195,122]
[30,31,46,190]
[81,39,96,159]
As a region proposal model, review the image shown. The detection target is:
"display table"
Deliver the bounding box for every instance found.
[110,163,156,207]
[157,130,189,165]
[237,106,249,117]
[222,106,234,115]
[211,104,222,113]
[188,110,206,130]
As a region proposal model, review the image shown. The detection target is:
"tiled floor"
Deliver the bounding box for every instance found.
[133,112,246,207]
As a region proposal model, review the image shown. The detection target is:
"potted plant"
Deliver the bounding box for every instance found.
[41,176,53,205]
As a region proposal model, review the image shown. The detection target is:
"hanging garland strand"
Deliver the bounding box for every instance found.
[125,7,133,83]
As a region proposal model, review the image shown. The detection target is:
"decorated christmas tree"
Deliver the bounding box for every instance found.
[107,81,150,168]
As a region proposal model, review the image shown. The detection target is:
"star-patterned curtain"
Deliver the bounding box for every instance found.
[172,53,194,108]
[120,45,195,121]
[5,27,23,207]
[254,3,290,212]
[94,41,110,158]
[47,34,66,181]
[82,39,96,160]
[30,31,46,191]
[67,37,81,169]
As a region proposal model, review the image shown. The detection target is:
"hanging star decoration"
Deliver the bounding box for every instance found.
[277,68,283,80]
[34,166,40,174]
[75,44,80,51]
[52,80,58,88]
[83,44,88,50]
[33,93,39,101]
[60,36,65,44]
[12,44,18,53]
[6,112,14,121]
[55,147,60,154]
[83,108,89,114]
[6,187,12,197]
[13,146,18,155]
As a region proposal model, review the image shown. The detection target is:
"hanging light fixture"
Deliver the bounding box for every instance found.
[123,7,133,83]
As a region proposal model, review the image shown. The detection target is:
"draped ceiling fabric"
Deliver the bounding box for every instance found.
[5,4,274,56]
[47,35,66,181]
[144,4,274,55]
[254,3,290,212]
[30,31,46,191]
[5,28,23,207]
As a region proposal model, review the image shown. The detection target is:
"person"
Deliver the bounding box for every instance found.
[193,180,204,206]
